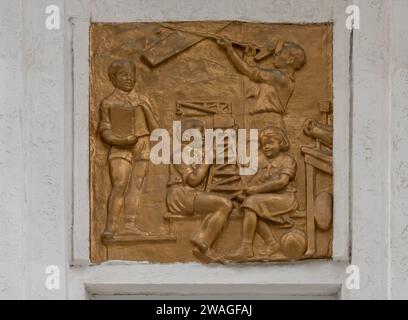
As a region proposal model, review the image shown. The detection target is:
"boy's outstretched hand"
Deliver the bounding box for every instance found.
[216,36,233,49]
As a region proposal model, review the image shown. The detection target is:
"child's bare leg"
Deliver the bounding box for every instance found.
[257,219,273,240]
[192,193,233,253]
[122,160,148,234]
[227,209,257,259]
[257,219,280,256]
[242,209,257,247]
[104,159,132,239]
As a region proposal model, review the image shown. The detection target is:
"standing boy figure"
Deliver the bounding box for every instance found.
[99,59,159,241]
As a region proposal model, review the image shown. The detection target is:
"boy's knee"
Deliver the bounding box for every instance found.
[219,197,233,214]
[112,183,127,195]
[242,196,255,208]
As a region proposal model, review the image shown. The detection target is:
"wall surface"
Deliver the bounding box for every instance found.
[0,0,24,300]
[0,0,407,300]
[390,0,408,300]
[0,0,68,299]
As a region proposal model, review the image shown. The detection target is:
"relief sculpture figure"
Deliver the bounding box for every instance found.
[98,59,159,241]
[166,119,233,261]
[228,127,299,260]
[216,36,306,129]
[90,22,333,263]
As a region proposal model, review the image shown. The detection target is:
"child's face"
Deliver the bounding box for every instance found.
[273,47,293,69]
[181,125,204,147]
[112,66,135,92]
[261,135,281,158]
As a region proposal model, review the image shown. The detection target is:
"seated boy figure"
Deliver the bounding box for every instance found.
[229,126,298,260]
[99,59,159,241]
[166,119,233,260]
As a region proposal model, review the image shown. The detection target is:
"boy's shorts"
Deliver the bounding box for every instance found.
[108,135,151,163]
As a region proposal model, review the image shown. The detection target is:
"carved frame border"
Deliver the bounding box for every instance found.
[66,0,352,299]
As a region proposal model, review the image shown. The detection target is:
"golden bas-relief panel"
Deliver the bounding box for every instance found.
[90,22,334,263]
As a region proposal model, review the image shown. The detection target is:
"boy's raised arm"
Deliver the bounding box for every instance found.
[186,164,211,188]
[217,37,289,86]
[218,37,259,80]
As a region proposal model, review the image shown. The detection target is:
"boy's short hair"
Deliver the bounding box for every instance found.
[178,119,205,144]
[108,59,136,82]
[259,126,290,151]
[282,42,306,70]
[181,118,204,133]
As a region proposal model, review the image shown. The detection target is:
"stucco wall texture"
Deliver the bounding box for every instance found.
[0,0,407,299]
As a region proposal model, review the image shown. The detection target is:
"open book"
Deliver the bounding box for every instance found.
[109,106,136,138]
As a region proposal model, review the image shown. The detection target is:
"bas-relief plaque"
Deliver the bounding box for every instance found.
[89,21,334,263]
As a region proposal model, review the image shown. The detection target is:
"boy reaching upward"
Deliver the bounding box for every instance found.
[216,36,306,128]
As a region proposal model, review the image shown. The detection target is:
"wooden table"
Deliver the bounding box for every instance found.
[301,146,333,257]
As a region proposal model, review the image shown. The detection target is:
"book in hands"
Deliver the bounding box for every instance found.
[109,106,136,138]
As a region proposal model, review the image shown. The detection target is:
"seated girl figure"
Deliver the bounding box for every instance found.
[228,126,298,260]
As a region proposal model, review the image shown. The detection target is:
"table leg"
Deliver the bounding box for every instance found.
[305,163,315,256]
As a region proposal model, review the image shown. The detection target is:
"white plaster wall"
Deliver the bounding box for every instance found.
[0,0,407,300]
[22,0,68,299]
[343,0,391,300]
[0,0,68,299]
[390,0,408,300]
[0,0,24,300]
